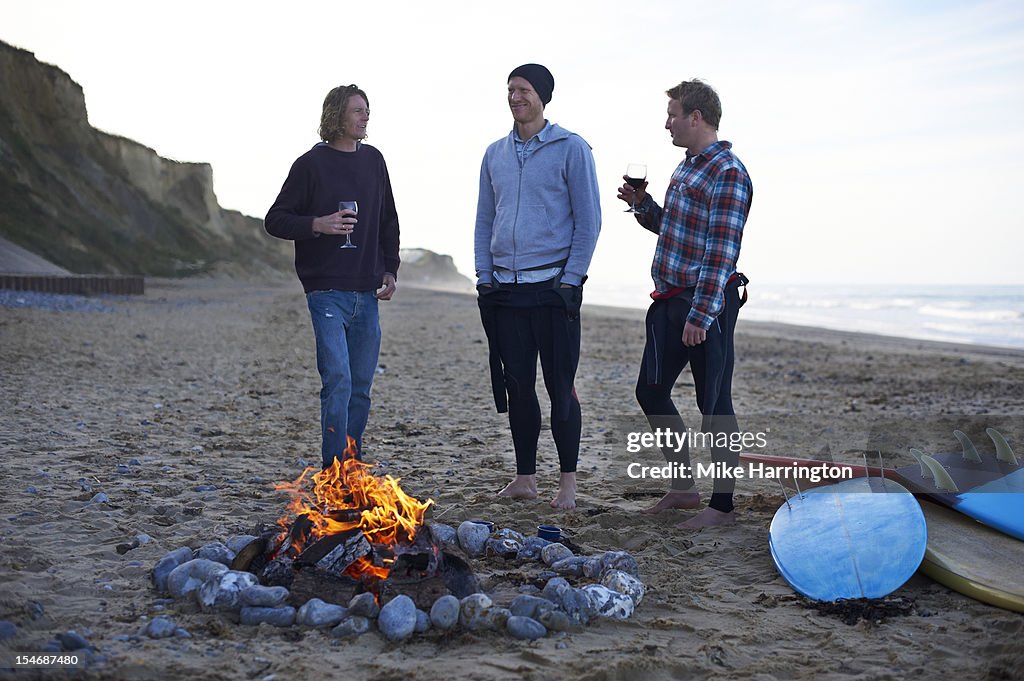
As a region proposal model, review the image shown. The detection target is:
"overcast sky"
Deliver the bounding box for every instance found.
[3,0,1023,303]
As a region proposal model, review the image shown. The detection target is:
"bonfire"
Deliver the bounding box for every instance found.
[271,437,434,585]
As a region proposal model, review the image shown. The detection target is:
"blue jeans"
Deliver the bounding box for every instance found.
[306,290,381,468]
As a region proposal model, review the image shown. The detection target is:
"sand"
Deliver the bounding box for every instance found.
[1,278,1023,680]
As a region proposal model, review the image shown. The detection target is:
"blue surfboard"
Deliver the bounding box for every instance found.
[768,476,928,601]
[891,429,1023,541]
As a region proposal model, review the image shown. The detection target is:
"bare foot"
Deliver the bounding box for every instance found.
[640,490,701,514]
[676,507,735,530]
[551,472,576,510]
[498,475,538,500]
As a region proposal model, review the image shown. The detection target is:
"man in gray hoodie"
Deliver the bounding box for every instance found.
[475,63,601,510]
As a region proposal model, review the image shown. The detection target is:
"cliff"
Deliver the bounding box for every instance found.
[0,40,291,277]
[398,249,474,292]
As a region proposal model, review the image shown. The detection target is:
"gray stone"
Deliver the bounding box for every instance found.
[537,608,573,632]
[89,492,109,504]
[582,555,606,578]
[57,630,91,651]
[331,616,370,638]
[540,542,573,566]
[459,593,494,631]
[456,521,490,557]
[506,615,547,640]
[0,620,16,640]
[196,541,235,566]
[378,595,417,642]
[225,534,259,554]
[485,537,522,559]
[296,598,348,627]
[196,570,259,611]
[239,606,296,627]
[151,547,194,592]
[496,528,526,544]
[516,536,552,561]
[347,592,380,619]
[599,551,639,577]
[601,569,645,606]
[509,594,556,620]
[540,576,571,603]
[486,606,511,630]
[428,523,459,551]
[240,585,290,608]
[141,616,177,639]
[166,559,228,599]
[429,595,460,630]
[559,587,596,626]
[414,609,430,633]
[551,556,589,577]
[582,584,635,620]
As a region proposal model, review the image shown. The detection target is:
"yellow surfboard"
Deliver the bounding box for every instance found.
[917,500,1024,614]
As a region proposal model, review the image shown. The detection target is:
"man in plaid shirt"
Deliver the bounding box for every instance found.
[618,79,753,529]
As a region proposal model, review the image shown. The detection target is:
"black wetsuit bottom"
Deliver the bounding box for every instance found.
[479,282,582,476]
[635,279,743,514]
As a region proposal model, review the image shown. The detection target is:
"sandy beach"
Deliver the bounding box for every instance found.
[2,278,1023,680]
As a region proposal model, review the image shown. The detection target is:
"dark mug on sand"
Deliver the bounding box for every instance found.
[537,525,561,542]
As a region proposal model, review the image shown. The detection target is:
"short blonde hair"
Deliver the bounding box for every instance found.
[666,80,722,130]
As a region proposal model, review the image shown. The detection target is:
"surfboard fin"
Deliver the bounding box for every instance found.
[986,428,1018,465]
[953,430,982,463]
[910,448,932,479]
[920,454,959,492]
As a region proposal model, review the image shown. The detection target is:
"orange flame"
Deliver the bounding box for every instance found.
[272,437,433,580]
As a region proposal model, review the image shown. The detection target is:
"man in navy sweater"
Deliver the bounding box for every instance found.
[265,84,400,469]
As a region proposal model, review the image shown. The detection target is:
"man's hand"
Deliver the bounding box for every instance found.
[616,174,648,209]
[376,273,397,300]
[682,321,706,347]
[312,208,356,236]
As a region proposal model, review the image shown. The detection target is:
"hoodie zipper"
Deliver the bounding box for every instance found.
[512,137,528,274]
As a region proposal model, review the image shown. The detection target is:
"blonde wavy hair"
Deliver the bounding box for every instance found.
[318,84,369,143]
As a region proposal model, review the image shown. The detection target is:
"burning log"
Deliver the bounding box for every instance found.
[277,514,315,560]
[296,530,371,575]
[230,536,267,573]
[260,556,296,589]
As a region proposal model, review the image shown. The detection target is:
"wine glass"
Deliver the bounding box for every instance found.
[624,163,647,213]
[338,200,358,249]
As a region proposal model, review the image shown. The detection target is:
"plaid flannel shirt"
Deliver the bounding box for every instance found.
[637,141,752,329]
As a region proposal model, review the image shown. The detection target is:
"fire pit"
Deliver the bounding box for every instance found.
[149,440,645,641]
[229,439,478,610]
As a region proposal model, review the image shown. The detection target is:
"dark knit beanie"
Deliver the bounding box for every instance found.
[508,63,554,105]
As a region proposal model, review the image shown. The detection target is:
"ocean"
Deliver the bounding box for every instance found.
[584,282,1024,351]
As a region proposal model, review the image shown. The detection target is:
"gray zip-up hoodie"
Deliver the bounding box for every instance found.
[474,122,601,286]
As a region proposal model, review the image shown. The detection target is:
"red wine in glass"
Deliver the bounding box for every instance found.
[338,200,357,249]
[625,163,646,213]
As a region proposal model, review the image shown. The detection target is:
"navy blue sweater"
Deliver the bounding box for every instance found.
[265,142,400,292]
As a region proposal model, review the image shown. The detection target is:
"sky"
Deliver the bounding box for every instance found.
[3,0,1023,308]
